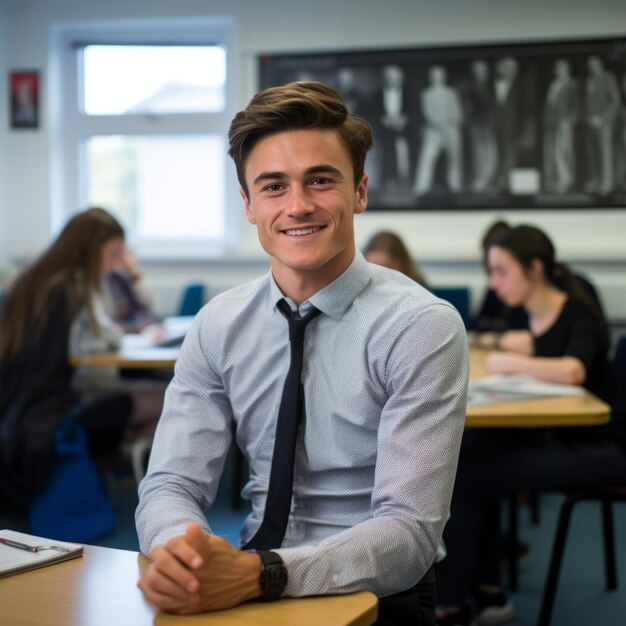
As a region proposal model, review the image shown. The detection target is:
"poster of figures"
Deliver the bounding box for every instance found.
[259,36,626,210]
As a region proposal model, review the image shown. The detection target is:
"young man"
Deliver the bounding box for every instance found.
[136,81,468,625]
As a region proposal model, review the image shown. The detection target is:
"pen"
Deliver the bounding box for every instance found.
[0,537,38,552]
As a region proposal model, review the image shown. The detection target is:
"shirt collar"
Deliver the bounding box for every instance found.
[269,251,372,321]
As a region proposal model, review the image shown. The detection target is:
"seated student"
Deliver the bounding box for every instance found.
[105,246,161,334]
[436,225,626,626]
[363,230,429,287]
[0,207,133,511]
[135,81,469,626]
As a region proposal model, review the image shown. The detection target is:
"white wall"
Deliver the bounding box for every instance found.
[0,0,8,268]
[2,0,626,318]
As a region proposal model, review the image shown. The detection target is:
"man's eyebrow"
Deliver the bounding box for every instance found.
[253,171,287,186]
[305,164,344,178]
[252,164,345,187]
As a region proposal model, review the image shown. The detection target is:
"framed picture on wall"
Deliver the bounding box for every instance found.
[259,36,626,211]
[9,70,40,130]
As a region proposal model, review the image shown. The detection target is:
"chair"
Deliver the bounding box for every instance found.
[178,282,206,316]
[130,437,152,484]
[536,335,626,625]
[537,486,626,626]
[613,335,626,386]
[431,286,471,329]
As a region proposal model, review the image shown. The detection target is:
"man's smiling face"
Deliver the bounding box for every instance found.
[241,128,367,292]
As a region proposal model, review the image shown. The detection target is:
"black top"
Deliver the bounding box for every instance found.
[534,297,614,403]
[471,288,528,332]
[533,297,621,444]
[0,285,78,509]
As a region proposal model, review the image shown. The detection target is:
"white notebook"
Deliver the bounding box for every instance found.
[468,375,584,407]
[0,529,83,577]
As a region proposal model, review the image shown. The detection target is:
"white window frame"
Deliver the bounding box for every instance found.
[52,17,239,259]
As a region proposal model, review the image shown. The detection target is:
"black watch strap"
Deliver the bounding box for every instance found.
[254,550,288,601]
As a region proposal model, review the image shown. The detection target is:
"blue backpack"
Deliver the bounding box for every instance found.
[28,418,115,542]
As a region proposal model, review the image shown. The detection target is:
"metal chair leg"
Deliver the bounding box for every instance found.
[508,494,519,592]
[602,497,617,590]
[530,491,541,526]
[537,494,578,626]
[538,487,625,626]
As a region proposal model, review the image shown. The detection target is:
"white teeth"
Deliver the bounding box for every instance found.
[285,226,321,236]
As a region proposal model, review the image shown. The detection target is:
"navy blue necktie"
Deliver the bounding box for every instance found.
[243,299,321,550]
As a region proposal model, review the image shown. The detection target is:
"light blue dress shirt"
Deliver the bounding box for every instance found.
[136,251,468,597]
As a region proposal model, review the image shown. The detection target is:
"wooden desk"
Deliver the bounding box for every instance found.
[70,347,179,369]
[0,544,378,626]
[466,346,611,428]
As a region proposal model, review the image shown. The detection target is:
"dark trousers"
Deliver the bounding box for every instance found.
[375,563,437,626]
[74,393,133,457]
[438,430,626,605]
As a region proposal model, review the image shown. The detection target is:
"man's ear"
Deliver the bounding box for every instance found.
[241,188,256,225]
[354,172,368,215]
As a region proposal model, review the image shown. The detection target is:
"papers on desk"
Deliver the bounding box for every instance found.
[158,315,196,347]
[0,530,83,578]
[468,375,584,407]
[119,346,181,362]
[121,315,195,353]
[120,334,178,361]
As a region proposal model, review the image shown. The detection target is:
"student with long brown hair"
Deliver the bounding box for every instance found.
[0,207,132,511]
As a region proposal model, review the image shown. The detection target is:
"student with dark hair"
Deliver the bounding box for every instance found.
[436,224,625,626]
[0,207,133,511]
[136,81,468,625]
[363,230,429,287]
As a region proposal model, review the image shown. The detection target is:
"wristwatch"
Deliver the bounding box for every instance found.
[254,550,288,601]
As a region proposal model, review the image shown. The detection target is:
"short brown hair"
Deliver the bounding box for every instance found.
[228,81,372,196]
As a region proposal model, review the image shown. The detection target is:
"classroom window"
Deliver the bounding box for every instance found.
[56,20,237,258]
[86,135,225,239]
[82,45,226,115]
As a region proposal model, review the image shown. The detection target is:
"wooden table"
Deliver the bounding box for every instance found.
[0,544,378,626]
[69,347,179,369]
[465,346,611,428]
[70,325,187,369]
